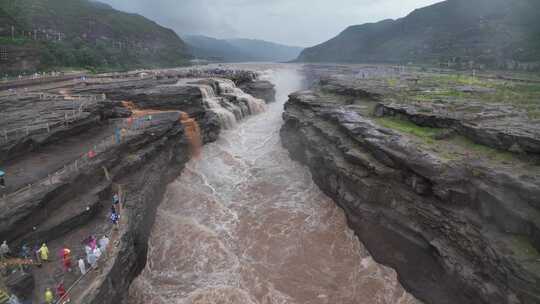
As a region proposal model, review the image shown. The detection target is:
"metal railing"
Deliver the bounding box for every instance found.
[0,112,179,303]
[0,95,105,145]
[1,112,178,202]
[54,191,125,304]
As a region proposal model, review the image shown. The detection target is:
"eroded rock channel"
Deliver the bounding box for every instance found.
[2,64,537,304]
[128,66,417,304]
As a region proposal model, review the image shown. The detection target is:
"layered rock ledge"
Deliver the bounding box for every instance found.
[280,74,540,304]
[0,67,275,303]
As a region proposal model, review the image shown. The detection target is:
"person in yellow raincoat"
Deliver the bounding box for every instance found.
[39,243,49,262]
[44,288,54,304]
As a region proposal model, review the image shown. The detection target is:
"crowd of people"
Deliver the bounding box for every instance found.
[0,170,5,189]
[2,236,112,304]
[0,192,122,304]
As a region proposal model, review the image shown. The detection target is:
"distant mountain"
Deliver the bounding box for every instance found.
[183,35,254,62]
[184,35,303,62]
[0,0,191,73]
[297,0,540,70]
[226,39,304,62]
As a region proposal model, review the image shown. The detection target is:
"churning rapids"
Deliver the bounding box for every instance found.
[128,66,419,304]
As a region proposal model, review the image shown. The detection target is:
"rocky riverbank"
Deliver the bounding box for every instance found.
[280,65,540,304]
[0,67,276,303]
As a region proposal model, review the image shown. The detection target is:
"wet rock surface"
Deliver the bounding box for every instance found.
[280,67,540,304]
[375,102,540,154]
[0,93,104,161]
[0,67,276,303]
[129,66,419,304]
[5,270,34,300]
[70,79,219,143]
[239,80,277,103]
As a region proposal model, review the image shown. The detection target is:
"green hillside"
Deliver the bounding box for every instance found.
[0,0,191,73]
[297,0,540,70]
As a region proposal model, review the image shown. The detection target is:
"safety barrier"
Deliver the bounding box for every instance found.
[0,95,104,145]
[0,73,87,91]
[25,93,107,101]
[1,112,178,202]
[0,112,180,303]
[54,188,126,304]
[0,72,75,84]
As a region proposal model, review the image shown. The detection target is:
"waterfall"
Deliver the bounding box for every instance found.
[217,79,267,115]
[199,85,237,129]
[179,112,202,158]
[198,79,267,130]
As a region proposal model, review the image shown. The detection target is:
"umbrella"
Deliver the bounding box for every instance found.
[0,170,5,177]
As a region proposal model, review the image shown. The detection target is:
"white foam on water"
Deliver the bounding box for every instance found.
[197,79,267,130]
[199,84,238,129]
[217,79,267,116]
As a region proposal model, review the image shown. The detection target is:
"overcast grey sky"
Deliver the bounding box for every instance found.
[99,0,443,47]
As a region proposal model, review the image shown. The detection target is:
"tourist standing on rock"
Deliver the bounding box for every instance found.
[93,247,102,260]
[62,247,72,272]
[33,244,42,265]
[113,193,120,208]
[20,244,31,259]
[89,236,97,250]
[87,250,97,269]
[57,282,69,303]
[78,257,86,275]
[0,170,5,189]
[39,243,49,262]
[84,243,92,257]
[0,241,10,260]
[99,235,110,253]
[7,293,21,304]
[112,195,121,219]
[110,207,120,227]
[114,127,121,144]
[44,288,54,304]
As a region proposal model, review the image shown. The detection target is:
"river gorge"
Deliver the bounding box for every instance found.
[1,63,538,304]
[127,66,418,304]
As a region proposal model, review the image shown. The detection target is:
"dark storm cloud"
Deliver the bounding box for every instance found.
[99,0,442,47]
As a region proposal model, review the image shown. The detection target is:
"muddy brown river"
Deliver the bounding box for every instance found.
[128,65,418,304]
